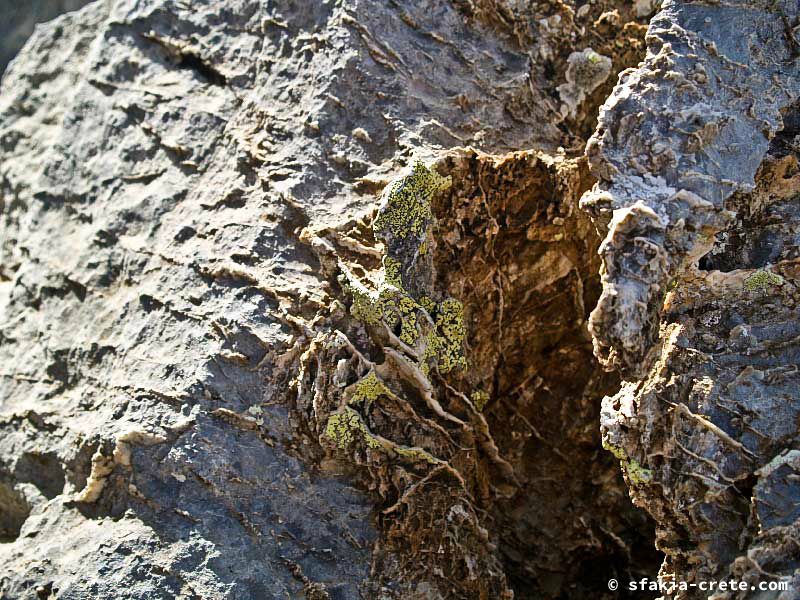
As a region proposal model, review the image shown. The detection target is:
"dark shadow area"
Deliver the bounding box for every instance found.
[14,451,65,499]
[0,479,30,542]
[0,0,94,76]
[434,151,662,599]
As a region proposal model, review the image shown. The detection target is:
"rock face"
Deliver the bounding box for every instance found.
[0,1,659,598]
[6,0,797,599]
[582,0,800,379]
[587,0,800,597]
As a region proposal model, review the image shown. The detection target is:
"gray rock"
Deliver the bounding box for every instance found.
[0,0,658,598]
[581,0,800,379]
[588,0,800,595]
[557,48,612,119]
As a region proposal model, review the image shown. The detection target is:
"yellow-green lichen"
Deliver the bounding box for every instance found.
[398,296,420,345]
[586,51,602,64]
[348,371,391,407]
[340,268,383,324]
[349,287,382,324]
[374,287,400,325]
[394,445,440,464]
[340,160,466,376]
[373,161,451,240]
[603,438,652,485]
[602,438,626,461]
[346,283,467,374]
[744,270,784,292]
[383,256,403,288]
[325,406,441,464]
[434,298,467,373]
[325,408,381,450]
[625,459,653,485]
[419,295,436,314]
[471,390,490,412]
[420,332,437,376]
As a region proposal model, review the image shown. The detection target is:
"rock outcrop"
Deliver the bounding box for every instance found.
[587,0,800,597]
[6,0,799,599]
[0,0,94,75]
[0,1,658,598]
[582,0,800,379]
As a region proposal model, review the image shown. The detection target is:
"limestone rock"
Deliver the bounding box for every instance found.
[0,1,657,598]
[588,1,800,596]
[0,0,94,75]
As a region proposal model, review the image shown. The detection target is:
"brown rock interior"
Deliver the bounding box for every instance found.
[432,150,661,597]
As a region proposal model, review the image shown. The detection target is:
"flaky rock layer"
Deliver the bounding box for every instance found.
[587,0,800,597]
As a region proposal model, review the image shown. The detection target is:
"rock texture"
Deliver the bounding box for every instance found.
[7,0,800,598]
[582,0,800,379]
[587,0,800,597]
[0,1,661,598]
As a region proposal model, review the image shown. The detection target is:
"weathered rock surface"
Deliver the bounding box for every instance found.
[8,0,800,598]
[582,0,800,379]
[588,0,800,597]
[0,1,661,598]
